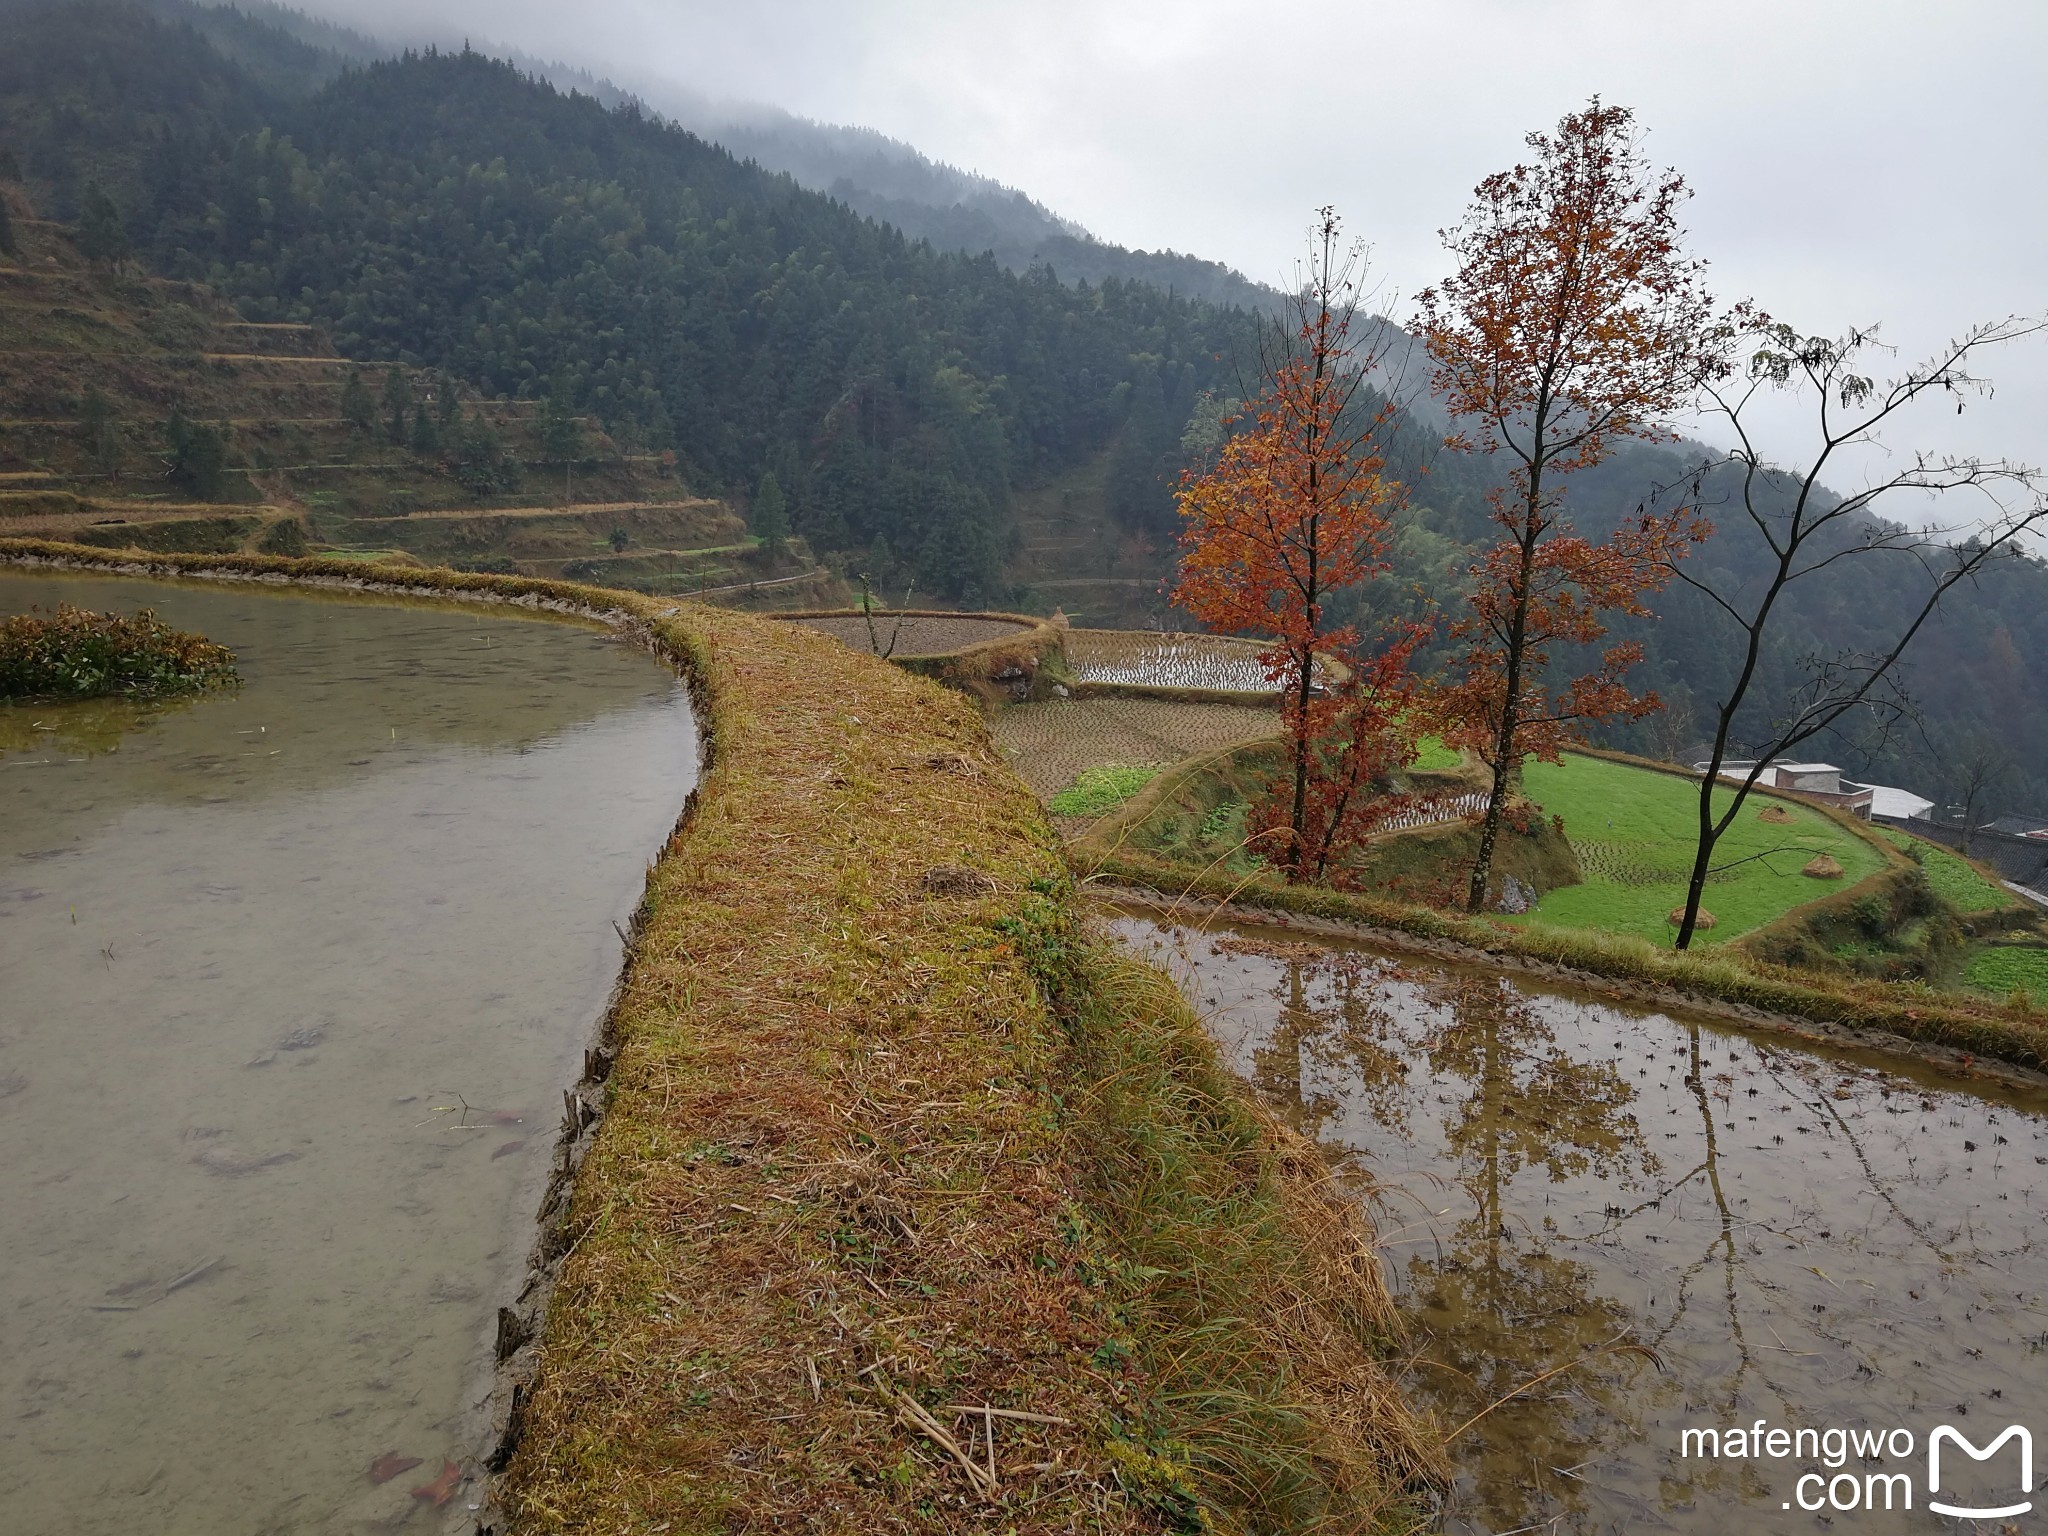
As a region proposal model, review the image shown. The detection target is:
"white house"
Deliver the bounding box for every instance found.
[1848,783,1936,821]
[1694,760,1877,817]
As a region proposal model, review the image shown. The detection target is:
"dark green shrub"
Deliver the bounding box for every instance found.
[0,605,238,699]
[256,517,307,556]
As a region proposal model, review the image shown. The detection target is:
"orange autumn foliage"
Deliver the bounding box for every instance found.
[1243,619,1433,884]
[1173,209,1425,880]
[1417,100,1716,912]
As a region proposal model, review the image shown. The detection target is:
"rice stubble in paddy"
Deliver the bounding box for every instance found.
[1109,906,2048,1534]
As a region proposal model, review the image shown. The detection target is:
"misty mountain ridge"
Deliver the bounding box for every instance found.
[130,0,1279,311]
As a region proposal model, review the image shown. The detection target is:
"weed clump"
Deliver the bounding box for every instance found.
[1050,762,1160,817]
[0,603,237,700]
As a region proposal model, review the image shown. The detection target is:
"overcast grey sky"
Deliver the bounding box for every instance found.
[301,0,2046,514]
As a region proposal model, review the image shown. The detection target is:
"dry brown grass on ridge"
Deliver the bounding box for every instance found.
[503,604,1437,1533]
[503,612,1150,1532]
[0,541,1437,1534]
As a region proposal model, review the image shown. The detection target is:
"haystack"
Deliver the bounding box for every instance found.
[1757,805,1795,824]
[1801,853,1845,879]
[1668,907,1716,930]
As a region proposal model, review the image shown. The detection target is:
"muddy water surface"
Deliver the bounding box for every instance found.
[1111,908,2048,1534]
[0,573,697,1533]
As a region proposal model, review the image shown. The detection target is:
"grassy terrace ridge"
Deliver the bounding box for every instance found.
[1074,845,2048,1074]
[1067,735,2048,1072]
[1516,750,1887,944]
[0,539,1439,1534]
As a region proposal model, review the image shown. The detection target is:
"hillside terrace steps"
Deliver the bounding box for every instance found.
[0,202,819,604]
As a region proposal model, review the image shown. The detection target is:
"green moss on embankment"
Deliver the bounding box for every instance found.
[1,537,1438,1534]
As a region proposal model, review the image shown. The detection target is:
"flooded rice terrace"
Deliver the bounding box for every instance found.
[1109,908,2048,1534]
[0,573,697,1534]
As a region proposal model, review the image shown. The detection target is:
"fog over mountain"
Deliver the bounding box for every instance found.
[266,0,2047,506]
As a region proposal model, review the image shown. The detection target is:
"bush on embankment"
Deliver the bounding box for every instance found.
[1082,737,1573,907]
[0,538,1438,1534]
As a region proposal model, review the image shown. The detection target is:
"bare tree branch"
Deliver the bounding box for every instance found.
[1662,317,2048,948]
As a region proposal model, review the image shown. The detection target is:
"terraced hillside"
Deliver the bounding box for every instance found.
[1007,444,1178,628]
[0,185,838,606]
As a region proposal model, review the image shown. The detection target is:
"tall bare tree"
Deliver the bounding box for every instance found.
[1666,319,2048,948]
[1945,731,2014,856]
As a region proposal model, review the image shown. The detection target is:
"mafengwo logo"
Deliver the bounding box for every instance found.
[1680,1420,2032,1517]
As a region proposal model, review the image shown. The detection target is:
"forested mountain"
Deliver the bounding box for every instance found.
[2,0,2043,816]
[0,0,1248,604]
[134,0,1282,310]
[1354,437,2048,819]
[670,110,1279,312]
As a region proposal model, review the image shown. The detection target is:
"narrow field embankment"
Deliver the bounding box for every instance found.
[1078,849,2048,1077]
[1,539,1436,1534]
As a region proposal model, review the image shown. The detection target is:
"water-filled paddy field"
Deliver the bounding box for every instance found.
[1110,905,2048,1534]
[0,572,697,1533]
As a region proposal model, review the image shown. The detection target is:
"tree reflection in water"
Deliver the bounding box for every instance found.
[1117,911,2048,1535]
[1405,974,1654,1530]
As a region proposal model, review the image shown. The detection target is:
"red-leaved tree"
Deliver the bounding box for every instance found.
[1245,619,1432,884]
[1173,209,1419,881]
[1418,100,1716,912]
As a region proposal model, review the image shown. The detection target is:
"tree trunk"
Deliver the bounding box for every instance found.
[1674,743,1727,950]
[1466,522,1537,914]
[1286,634,1318,879]
[1465,745,1516,914]
[1674,836,1714,950]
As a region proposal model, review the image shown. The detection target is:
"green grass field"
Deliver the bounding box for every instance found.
[1516,754,1887,946]
[1873,828,2016,914]
[1965,946,2048,1003]
[1411,736,1462,771]
[1049,762,1160,817]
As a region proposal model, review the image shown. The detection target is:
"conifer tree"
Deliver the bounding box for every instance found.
[381,365,410,446]
[537,373,583,465]
[165,409,227,500]
[751,470,790,558]
[78,386,120,478]
[339,369,375,439]
[76,182,129,264]
[409,396,440,457]
[0,192,16,259]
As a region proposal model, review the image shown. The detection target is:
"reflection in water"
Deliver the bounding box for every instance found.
[1112,910,2048,1533]
[0,573,697,1535]
[0,693,204,758]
